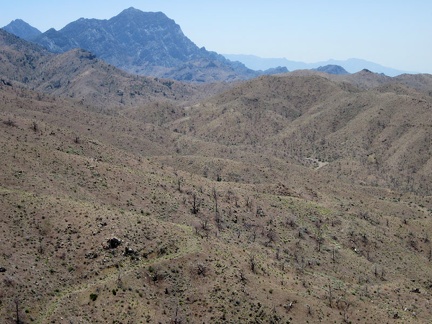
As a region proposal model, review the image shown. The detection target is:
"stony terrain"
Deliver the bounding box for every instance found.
[0,28,432,323]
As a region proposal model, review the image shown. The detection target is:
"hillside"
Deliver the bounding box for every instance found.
[171,72,432,195]
[1,32,432,323]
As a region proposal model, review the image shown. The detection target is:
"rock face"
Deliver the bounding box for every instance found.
[29,7,259,81]
[2,19,41,41]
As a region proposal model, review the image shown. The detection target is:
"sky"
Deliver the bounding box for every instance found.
[1,0,431,73]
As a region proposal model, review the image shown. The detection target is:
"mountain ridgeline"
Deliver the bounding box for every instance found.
[2,7,287,82]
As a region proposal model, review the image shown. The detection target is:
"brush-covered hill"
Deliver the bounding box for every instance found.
[1,33,432,323]
[170,72,432,195]
[2,72,432,324]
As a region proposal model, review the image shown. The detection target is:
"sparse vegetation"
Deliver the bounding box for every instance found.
[1,27,432,323]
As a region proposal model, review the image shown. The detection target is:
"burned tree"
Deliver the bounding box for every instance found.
[191,192,200,214]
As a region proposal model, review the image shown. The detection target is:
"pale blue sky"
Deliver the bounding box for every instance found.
[1,0,431,73]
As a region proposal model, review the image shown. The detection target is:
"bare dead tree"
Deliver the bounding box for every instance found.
[250,255,257,274]
[326,281,333,308]
[14,297,21,324]
[245,196,252,210]
[212,187,218,215]
[214,211,223,231]
[117,263,123,289]
[32,121,38,132]
[337,298,351,323]
[172,306,182,324]
[306,304,313,317]
[37,237,44,254]
[239,270,247,284]
[200,219,209,231]
[191,192,199,214]
[275,248,281,260]
[330,246,335,263]
[250,229,257,242]
[177,176,184,192]
[314,223,325,252]
[266,229,277,245]
[380,267,386,280]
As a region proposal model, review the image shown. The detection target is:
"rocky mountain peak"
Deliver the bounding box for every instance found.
[23,8,259,81]
[2,19,41,41]
[4,8,274,82]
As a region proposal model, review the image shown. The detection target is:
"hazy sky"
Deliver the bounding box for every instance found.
[2,0,431,73]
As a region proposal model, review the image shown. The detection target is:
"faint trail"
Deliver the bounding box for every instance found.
[38,225,200,324]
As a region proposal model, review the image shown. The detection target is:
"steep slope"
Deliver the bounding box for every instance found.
[31,7,258,82]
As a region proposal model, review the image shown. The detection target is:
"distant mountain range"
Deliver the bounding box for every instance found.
[2,8,414,80]
[223,54,413,77]
[1,8,287,82]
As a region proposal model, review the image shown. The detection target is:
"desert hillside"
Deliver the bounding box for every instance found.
[170,73,432,195]
[1,29,432,323]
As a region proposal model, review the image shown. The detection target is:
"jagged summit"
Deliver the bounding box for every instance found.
[3,8,289,82]
[18,8,258,82]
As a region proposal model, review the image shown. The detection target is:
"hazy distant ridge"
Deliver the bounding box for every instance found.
[223,54,413,76]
